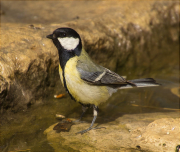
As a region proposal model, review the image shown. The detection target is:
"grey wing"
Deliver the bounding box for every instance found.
[77,60,127,85]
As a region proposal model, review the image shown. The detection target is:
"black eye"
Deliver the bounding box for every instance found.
[61,32,66,37]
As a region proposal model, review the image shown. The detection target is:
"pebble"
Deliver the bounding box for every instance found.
[56,114,65,119]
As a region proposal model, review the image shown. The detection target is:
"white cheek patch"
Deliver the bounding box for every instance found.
[58,37,79,51]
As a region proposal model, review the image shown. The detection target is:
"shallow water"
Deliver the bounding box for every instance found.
[1,76,179,152]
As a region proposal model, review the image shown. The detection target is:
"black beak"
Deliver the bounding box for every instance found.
[46,34,54,39]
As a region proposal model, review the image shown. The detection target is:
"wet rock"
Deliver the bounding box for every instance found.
[0,25,62,113]
[130,118,180,152]
[44,112,180,152]
[53,119,73,133]
[0,1,179,113]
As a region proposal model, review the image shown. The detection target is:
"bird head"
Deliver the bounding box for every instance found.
[47,28,82,55]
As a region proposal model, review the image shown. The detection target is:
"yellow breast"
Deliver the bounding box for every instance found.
[64,56,110,106]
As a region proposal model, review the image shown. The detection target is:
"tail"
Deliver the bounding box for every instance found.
[119,78,160,89]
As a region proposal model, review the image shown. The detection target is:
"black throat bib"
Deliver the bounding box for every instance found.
[57,41,82,101]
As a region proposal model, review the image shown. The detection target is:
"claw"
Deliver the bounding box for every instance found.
[76,127,93,135]
[76,126,106,135]
[76,105,106,135]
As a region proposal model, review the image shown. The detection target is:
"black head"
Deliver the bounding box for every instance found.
[47,28,82,70]
[46,27,82,54]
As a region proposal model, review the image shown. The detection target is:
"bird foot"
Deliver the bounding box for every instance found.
[76,126,106,135]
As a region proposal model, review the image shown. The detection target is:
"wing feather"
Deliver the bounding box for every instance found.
[76,59,126,85]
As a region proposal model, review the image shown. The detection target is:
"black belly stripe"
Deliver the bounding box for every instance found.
[62,70,76,101]
[59,50,77,101]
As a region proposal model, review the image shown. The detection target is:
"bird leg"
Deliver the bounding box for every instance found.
[73,105,89,123]
[76,105,105,135]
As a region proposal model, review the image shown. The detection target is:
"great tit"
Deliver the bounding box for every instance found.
[46,28,159,134]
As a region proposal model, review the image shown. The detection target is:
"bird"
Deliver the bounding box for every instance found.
[46,27,160,134]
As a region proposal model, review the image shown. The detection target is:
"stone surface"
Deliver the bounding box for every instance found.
[0,25,62,112]
[0,1,179,113]
[44,112,180,152]
[130,118,180,152]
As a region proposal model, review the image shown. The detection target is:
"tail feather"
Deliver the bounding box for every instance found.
[130,78,157,83]
[119,78,160,89]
